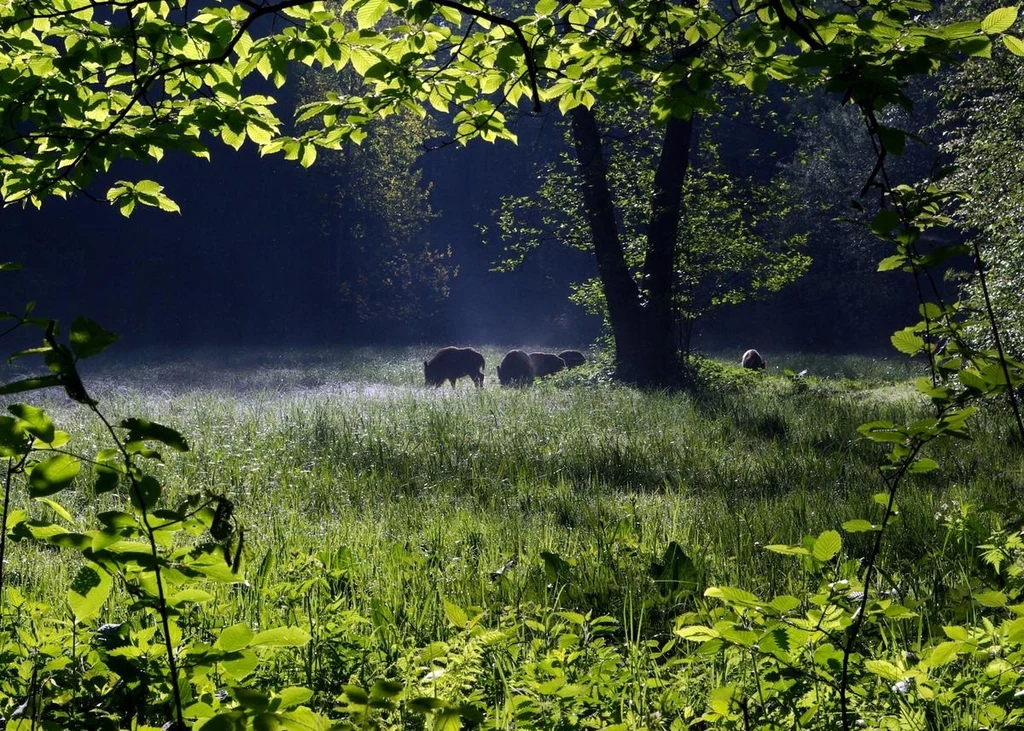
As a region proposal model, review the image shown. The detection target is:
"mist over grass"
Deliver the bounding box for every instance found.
[8,347,1015,627]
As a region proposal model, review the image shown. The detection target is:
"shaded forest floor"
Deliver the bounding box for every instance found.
[4,347,1021,728]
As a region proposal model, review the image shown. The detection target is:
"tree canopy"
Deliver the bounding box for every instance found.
[2,0,1021,207]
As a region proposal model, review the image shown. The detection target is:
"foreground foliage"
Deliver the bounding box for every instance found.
[0,344,1021,729]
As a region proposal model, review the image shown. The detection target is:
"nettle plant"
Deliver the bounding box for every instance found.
[0,308,335,729]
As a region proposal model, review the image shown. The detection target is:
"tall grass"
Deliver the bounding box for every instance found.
[9,347,1016,643]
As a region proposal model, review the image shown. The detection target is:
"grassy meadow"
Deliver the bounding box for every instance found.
[2,346,1022,728]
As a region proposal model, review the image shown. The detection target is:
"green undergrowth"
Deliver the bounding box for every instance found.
[2,347,1021,729]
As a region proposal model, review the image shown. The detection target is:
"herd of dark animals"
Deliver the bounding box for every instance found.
[423,346,767,387]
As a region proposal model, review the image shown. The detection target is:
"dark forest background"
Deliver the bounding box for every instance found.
[2,75,933,356]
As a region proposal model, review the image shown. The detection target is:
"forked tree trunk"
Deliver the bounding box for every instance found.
[569,105,695,386]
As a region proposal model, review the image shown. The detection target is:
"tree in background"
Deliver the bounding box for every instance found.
[493,104,809,358]
[779,102,924,350]
[300,68,454,333]
[939,30,1024,358]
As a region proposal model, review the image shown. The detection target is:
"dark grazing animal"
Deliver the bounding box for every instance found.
[497,350,534,386]
[741,349,766,370]
[529,352,566,378]
[424,347,485,387]
[558,350,586,369]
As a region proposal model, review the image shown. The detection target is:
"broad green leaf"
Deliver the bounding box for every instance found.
[67,563,112,621]
[94,465,120,494]
[8,403,55,442]
[812,530,841,562]
[704,586,759,605]
[29,454,81,496]
[69,316,119,359]
[864,659,903,681]
[764,543,810,556]
[891,327,924,355]
[0,375,63,396]
[435,707,462,731]
[251,626,311,647]
[982,6,1018,34]
[129,475,162,511]
[276,686,314,709]
[877,254,906,271]
[908,457,939,473]
[675,625,719,641]
[120,418,190,451]
[1004,34,1024,54]
[877,126,906,156]
[369,679,403,701]
[767,595,801,613]
[35,497,75,524]
[444,600,467,628]
[168,589,214,605]
[0,416,31,457]
[230,687,269,711]
[356,0,388,29]
[927,641,964,666]
[222,650,258,679]
[871,209,901,237]
[842,519,876,532]
[976,590,1007,607]
[216,623,255,652]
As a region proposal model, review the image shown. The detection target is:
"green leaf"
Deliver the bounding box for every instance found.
[251,626,311,647]
[29,454,81,496]
[129,475,161,511]
[444,600,468,628]
[120,418,190,452]
[877,126,906,156]
[927,641,964,666]
[276,686,314,709]
[675,624,720,641]
[864,659,903,681]
[1004,34,1024,54]
[70,316,119,359]
[908,457,939,473]
[870,209,901,237]
[222,650,258,679]
[369,679,403,701]
[842,519,876,533]
[535,0,558,13]
[704,586,759,606]
[767,595,801,613]
[8,403,55,442]
[216,623,255,652]
[35,497,75,524]
[982,6,1018,34]
[877,254,906,272]
[812,530,841,562]
[356,0,388,29]
[891,327,924,355]
[0,416,30,457]
[976,590,1007,608]
[764,543,810,556]
[67,563,112,621]
[94,465,120,494]
[0,374,63,396]
[434,707,462,731]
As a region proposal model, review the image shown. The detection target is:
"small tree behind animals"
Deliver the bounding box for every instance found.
[493,110,810,366]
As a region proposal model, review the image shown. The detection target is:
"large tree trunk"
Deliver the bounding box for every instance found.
[569,106,695,386]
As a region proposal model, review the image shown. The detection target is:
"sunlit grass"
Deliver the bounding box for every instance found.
[9,347,1016,635]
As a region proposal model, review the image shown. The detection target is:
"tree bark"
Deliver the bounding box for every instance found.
[643,113,695,382]
[569,105,696,386]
